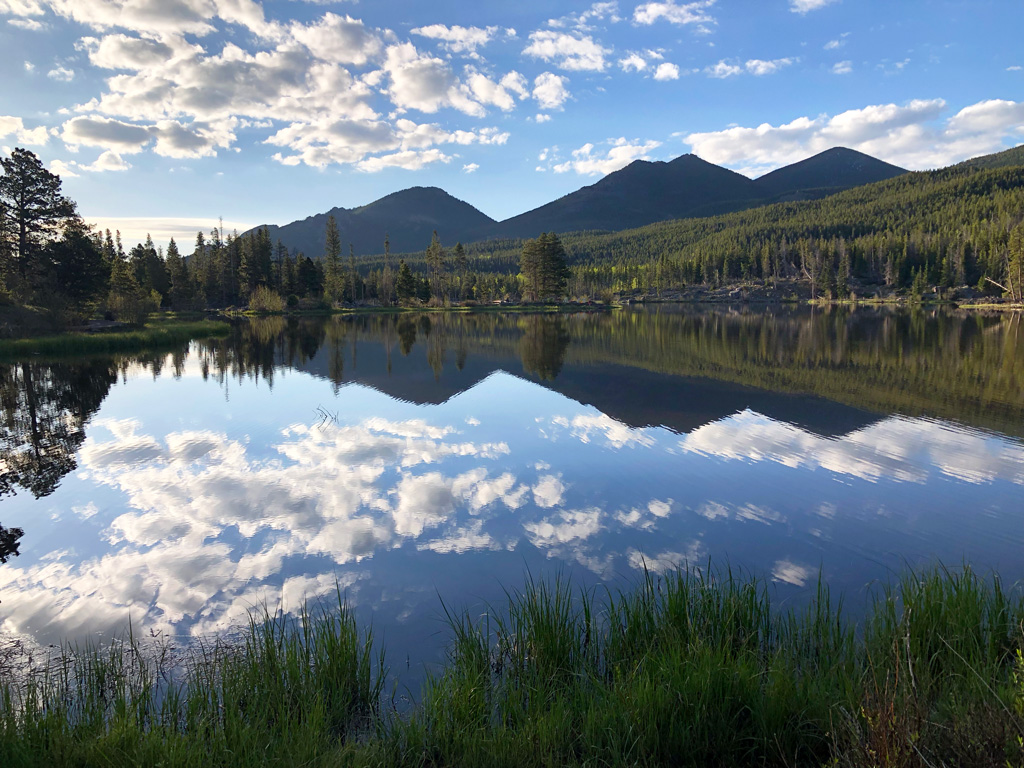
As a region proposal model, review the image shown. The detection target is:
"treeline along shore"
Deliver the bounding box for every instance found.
[0,567,1022,767]
[2,146,1024,340]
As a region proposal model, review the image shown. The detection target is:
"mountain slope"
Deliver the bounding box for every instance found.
[254,187,495,257]
[753,147,907,200]
[957,144,1024,170]
[478,154,764,240]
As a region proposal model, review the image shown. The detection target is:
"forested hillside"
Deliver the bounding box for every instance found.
[375,160,1024,302]
[1,145,1022,331]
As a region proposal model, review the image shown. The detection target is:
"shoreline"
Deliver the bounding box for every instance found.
[0,293,1020,351]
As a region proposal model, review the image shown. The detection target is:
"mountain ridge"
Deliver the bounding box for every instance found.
[248,146,978,258]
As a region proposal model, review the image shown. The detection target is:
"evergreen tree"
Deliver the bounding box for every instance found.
[0,147,78,289]
[323,215,343,303]
[425,230,445,304]
[395,259,416,303]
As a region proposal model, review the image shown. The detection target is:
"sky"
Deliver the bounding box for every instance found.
[1,0,1022,249]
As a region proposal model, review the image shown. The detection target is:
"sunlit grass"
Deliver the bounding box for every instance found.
[0,319,230,358]
[1,567,1022,767]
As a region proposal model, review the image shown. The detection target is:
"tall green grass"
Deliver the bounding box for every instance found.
[2,567,1022,767]
[0,320,229,359]
[0,594,383,768]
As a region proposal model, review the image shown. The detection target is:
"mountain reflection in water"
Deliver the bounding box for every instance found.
[0,306,1021,671]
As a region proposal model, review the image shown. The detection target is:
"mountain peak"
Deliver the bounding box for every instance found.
[754,147,907,200]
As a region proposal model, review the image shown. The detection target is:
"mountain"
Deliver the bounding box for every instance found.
[252,187,495,257]
[257,147,918,257]
[477,154,764,240]
[957,144,1024,170]
[753,147,907,200]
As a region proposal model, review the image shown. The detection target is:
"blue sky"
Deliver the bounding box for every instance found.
[1,0,1022,248]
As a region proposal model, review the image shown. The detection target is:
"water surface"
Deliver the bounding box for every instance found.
[1,306,1022,669]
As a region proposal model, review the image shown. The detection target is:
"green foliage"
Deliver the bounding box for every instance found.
[247,285,285,312]
[0,567,1021,766]
[520,232,570,301]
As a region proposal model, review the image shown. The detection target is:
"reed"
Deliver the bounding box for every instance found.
[1,567,1021,767]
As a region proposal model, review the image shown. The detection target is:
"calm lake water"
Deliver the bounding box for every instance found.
[1,305,1023,670]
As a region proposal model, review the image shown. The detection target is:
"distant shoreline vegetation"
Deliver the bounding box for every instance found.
[1,566,1022,767]
[2,146,1024,339]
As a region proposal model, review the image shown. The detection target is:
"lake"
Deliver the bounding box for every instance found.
[1,305,1022,673]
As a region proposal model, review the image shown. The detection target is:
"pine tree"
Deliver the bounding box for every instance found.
[395,259,416,303]
[453,242,467,300]
[425,230,445,304]
[1007,223,1024,302]
[324,215,343,304]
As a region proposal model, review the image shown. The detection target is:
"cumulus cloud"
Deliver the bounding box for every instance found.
[532,72,570,110]
[266,117,507,169]
[462,162,479,173]
[683,98,1024,174]
[744,58,796,76]
[633,0,716,26]
[548,138,661,175]
[0,116,49,145]
[8,16,44,29]
[706,58,795,78]
[832,60,852,75]
[0,0,45,15]
[791,0,839,12]
[619,53,647,72]
[290,13,382,66]
[62,115,237,158]
[548,2,621,31]
[653,62,680,80]
[411,24,499,54]
[524,30,609,71]
[47,66,75,82]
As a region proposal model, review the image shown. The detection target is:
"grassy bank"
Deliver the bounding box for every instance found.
[0,319,230,359]
[1,568,1022,767]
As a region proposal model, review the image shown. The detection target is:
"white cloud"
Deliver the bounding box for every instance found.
[534,113,552,123]
[61,115,236,158]
[706,58,795,78]
[0,0,44,15]
[633,0,716,26]
[23,61,34,71]
[619,53,648,72]
[832,60,852,74]
[411,24,498,54]
[705,59,742,78]
[462,162,479,173]
[290,13,382,66]
[47,66,75,82]
[0,116,50,146]
[382,42,487,116]
[824,39,843,50]
[744,58,795,76]
[653,62,680,80]
[683,97,1024,173]
[524,30,609,71]
[8,16,44,29]
[266,117,507,169]
[499,71,530,99]
[532,72,570,110]
[356,149,452,172]
[85,149,131,171]
[548,2,621,31]
[791,0,840,13]
[1008,65,1022,72]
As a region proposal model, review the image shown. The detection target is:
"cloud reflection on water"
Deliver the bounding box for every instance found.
[1,372,1023,650]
